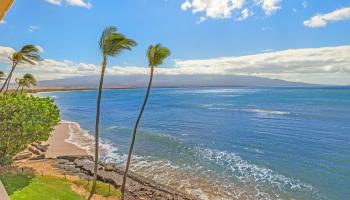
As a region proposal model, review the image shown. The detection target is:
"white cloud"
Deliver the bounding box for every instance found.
[237,8,250,21]
[0,46,15,64]
[45,0,92,9]
[1,45,350,85]
[304,7,350,28]
[302,0,308,9]
[181,0,245,19]
[46,0,61,5]
[257,0,281,16]
[181,0,281,21]
[181,1,192,10]
[28,25,40,33]
[196,16,207,24]
[66,0,92,9]
[36,45,45,53]
[0,20,6,24]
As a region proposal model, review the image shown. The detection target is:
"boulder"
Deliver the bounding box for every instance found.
[32,143,49,152]
[28,146,42,155]
[13,151,32,160]
[29,154,45,160]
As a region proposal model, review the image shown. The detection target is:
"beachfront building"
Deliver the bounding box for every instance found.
[0,0,14,21]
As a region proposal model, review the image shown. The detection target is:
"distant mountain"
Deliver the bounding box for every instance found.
[36,74,318,89]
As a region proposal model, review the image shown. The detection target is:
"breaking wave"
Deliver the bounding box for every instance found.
[61,120,321,200]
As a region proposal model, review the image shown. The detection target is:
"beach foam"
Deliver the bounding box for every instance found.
[62,120,126,163]
[59,120,321,200]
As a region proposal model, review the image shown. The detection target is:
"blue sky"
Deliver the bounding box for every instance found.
[0,0,350,85]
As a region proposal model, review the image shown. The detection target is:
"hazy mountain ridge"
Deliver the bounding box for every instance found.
[36,74,318,88]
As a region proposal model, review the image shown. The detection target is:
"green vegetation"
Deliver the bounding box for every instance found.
[0,173,34,195]
[73,179,121,197]
[0,94,60,166]
[9,176,84,200]
[15,73,37,94]
[89,26,136,200]
[121,44,170,199]
[0,44,42,93]
[0,172,121,199]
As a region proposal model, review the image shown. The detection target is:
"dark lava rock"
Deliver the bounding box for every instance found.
[52,156,197,200]
[13,151,32,160]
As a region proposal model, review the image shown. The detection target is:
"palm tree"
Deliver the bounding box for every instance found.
[15,73,37,94]
[121,44,170,200]
[87,26,136,200]
[0,45,42,93]
[0,71,5,81]
[15,78,24,93]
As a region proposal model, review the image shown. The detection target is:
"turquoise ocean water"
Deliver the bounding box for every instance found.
[39,87,350,200]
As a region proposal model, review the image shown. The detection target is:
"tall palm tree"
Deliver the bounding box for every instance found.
[121,44,170,200]
[0,45,42,93]
[87,26,136,200]
[15,73,37,94]
[0,71,5,81]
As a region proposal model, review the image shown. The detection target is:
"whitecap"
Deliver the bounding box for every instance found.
[241,109,290,115]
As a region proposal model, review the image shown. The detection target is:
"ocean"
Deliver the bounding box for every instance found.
[38,87,350,200]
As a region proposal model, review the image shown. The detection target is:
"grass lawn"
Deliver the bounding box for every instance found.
[0,173,33,195]
[0,172,121,199]
[9,176,84,200]
[73,179,121,197]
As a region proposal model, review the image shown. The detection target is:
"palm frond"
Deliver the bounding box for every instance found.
[24,53,42,61]
[99,26,117,52]
[147,44,171,67]
[100,26,137,56]
[20,44,39,54]
[12,44,43,65]
[19,73,37,87]
[22,57,36,65]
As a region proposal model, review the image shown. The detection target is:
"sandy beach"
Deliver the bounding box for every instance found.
[43,122,89,158]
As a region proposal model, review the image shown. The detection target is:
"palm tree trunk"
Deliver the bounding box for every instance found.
[0,79,9,93]
[0,62,17,93]
[121,66,154,200]
[20,86,24,94]
[15,85,20,93]
[5,73,12,92]
[88,55,107,200]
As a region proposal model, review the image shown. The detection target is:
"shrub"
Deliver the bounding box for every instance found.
[0,94,60,166]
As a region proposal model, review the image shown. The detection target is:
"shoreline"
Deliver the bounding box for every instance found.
[40,121,198,200]
[43,121,248,200]
[15,85,345,95]
[43,121,89,158]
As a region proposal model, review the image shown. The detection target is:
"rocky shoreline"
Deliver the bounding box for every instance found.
[12,140,197,199]
[55,155,197,200]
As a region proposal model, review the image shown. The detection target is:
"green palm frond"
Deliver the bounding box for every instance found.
[99,26,137,56]
[11,44,43,65]
[147,44,171,67]
[23,73,37,86]
[99,26,117,52]
[17,73,37,89]
[22,57,36,65]
[20,45,39,54]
